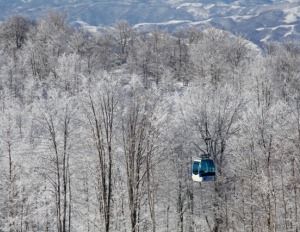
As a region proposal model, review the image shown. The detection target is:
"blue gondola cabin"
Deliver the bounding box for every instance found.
[192,158,215,182]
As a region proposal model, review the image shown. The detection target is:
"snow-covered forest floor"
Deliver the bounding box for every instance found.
[1,10,300,232]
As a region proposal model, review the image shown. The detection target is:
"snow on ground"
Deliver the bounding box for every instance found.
[283,6,300,23]
[261,34,271,43]
[134,20,192,28]
[271,24,295,30]
[228,15,256,21]
[256,24,295,39]
[75,20,90,27]
[204,4,215,10]
[284,25,295,37]
[176,3,203,9]
[190,19,213,25]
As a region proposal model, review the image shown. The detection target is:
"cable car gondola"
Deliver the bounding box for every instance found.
[192,155,215,182]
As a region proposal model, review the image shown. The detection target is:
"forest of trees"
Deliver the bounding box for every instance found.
[1,10,300,232]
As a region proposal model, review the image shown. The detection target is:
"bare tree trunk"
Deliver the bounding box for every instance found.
[122,98,154,232]
[8,140,15,232]
[292,157,298,231]
[43,111,70,232]
[146,148,156,232]
[87,88,116,232]
[50,119,62,232]
[68,170,71,232]
[177,181,184,232]
[62,115,68,232]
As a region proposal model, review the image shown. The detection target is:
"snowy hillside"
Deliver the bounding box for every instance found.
[1,0,300,45]
[2,3,300,231]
